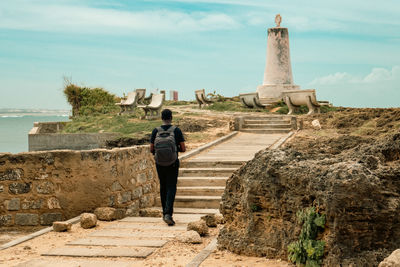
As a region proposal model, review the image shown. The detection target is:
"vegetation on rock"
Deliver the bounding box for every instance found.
[288,207,326,267]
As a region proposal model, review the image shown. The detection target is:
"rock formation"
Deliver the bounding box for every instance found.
[218,133,400,266]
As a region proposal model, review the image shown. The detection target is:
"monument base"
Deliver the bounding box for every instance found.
[256,84,300,105]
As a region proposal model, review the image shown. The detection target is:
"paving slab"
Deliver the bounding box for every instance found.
[15,259,133,267]
[105,223,187,231]
[68,237,167,247]
[120,214,203,224]
[89,230,176,239]
[42,246,154,258]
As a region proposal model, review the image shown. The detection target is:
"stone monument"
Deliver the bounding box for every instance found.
[257,14,299,105]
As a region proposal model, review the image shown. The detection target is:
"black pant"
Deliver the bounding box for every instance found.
[156,160,179,216]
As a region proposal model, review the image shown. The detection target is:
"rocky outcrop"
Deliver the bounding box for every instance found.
[218,133,400,266]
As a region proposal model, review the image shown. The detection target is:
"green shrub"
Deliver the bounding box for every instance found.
[288,207,326,267]
[63,83,119,116]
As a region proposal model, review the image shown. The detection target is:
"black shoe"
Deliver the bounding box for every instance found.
[163,214,175,226]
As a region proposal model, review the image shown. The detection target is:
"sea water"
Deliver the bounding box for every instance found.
[0,109,70,154]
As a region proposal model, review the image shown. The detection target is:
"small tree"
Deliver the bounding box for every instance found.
[63,84,82,117]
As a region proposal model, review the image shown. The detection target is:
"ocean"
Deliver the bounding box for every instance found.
[0,109,70,154]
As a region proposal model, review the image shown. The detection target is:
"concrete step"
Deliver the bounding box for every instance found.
[178,177,228,187]
[174,196,221,209]
[176,186,225,196]
[154,207,220,214]
[242,116,289,121]
[243,123,292,129]
[240,129,291,134]
[180,160,244,168]
[156,196,221,209]
[179,167,236,177]
[243,120,290,125]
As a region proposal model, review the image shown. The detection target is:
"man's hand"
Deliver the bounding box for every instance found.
[179,142,186,152]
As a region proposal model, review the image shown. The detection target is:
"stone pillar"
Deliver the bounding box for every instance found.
[257,15,299,105]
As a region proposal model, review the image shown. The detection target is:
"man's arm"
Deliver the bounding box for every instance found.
[179,142,186,153]
[150,143,155,154]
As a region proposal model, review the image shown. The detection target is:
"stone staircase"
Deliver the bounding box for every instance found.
[240,116,293,134]
[156,161,244,209]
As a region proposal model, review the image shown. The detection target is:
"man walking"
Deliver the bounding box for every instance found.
[150,109,185,226]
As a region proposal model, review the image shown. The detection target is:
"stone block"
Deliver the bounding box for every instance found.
[0,215,13,226]
[148,170,154,180]
[80,213,97,229]
[36,181,55,194]
[139,195,153,208]
[139,159,147,170]
[137,173,147,184]
[0,185,3,192]
[142,184,152,194]
[94,207,117,221]
[118,191,132,204]
[126,200,140,216]
[0,168,24,181]
[40,213,63,226]
[114,208,126,220]
[53,221,72,232]
[5,198,20,211]
[21,199,44,209]
[187,220,209,236]
[131,187,143,199]
[9,182,31,194]
[15,213,39,226]
[108,195,116,207]
[111,181,123,191]
[47,197,61,209]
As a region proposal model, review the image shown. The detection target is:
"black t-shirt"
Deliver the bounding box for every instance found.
[150,125,185,155]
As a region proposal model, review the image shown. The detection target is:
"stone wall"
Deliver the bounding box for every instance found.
[0,146,158,226]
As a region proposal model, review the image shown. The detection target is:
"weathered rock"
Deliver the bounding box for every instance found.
[15,213,38,226]
[177,230,202,244]
[80,213,97,229]
[36,181,55,194]
[187,220,209,236]
[40,213,63,225]
[94,207,117,221]
[0,168,23,181]
[139,208,162,217]
[114,208,126,220]
[218,133,400,266]
[9,182,31,194]
[311,119,321,130]
[201,214,217,227]
[53,221,72,232]
[21,199,44,209]
[214,214,225,224]
[379,249,400,267]
[111,181,123,191]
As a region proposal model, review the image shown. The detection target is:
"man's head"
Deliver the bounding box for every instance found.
[161,109,172,122]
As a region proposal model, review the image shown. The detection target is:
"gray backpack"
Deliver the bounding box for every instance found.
[154,126,177,166]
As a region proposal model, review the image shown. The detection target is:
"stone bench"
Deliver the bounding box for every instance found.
[135,89,146,105]
[138,93,164,119]
[195,89,213,108]
[239,92,264,108]
[282,89,320,115]
[116,91,138,115]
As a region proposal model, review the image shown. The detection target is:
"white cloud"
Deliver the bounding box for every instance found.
[309,66,400,85]
[0,1,239,34]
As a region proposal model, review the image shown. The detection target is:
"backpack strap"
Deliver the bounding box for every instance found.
[167,125,176,133]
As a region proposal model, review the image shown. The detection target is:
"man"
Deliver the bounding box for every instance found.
[150,109,186,226]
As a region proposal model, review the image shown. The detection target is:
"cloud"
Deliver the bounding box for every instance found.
[0,1,240,34]
[309,66,400,85]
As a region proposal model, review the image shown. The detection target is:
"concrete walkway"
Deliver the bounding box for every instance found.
[15,131,287,267]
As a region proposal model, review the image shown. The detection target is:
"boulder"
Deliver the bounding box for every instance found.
[139,208,162,217]
[94,207,117,221]
[177,230,202,244]
[52,221,72,232]
[201,214,217,227]
[218,133,400,266]
[379,250,400,267]
[80,213,97,229]
[187,220,209,236]
[214,214,225,224]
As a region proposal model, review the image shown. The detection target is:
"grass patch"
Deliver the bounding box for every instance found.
[205,101,270,113]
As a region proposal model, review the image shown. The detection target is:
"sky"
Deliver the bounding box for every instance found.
[0,0,399,109]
